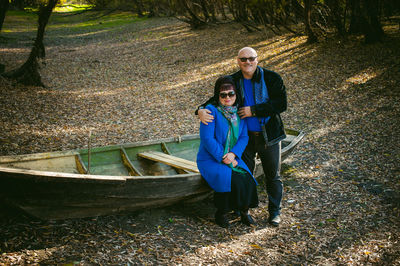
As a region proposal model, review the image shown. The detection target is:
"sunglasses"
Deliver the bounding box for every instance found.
[239,57,257,62]
[219,91,236,99]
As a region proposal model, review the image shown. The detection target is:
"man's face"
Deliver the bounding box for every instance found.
[237,49,258,77]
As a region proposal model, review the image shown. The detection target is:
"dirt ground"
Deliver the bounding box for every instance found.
[0,12,399,265]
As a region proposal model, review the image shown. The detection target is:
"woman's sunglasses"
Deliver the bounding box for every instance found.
[219,91,236,99]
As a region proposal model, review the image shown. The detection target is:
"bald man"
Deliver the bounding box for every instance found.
[196,47,287,226]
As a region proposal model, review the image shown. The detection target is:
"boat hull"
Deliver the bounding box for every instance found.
[0,131,304,220]
[0,168,209,220]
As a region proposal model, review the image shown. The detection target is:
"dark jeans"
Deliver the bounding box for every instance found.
[242,134,282,217]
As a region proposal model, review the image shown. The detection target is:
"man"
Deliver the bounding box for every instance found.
[196,47,287,226]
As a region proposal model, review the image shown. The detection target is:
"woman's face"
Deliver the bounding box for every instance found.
[219,89,236,106]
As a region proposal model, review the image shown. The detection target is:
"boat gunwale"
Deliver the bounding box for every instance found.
[0,134,200,164]
[0,131,304,181]
[282,130,305,156]
[0,166,202,183]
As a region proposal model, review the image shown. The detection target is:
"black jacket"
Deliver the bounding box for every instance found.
[197,67,287,146]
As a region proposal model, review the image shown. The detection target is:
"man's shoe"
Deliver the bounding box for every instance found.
[215,212,230,228]
[268,214,281,227]
[232,210,241,217]
[240,213,256,226]
[228,210,241,221]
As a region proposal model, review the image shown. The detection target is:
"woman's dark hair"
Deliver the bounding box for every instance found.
[213,75,240,106]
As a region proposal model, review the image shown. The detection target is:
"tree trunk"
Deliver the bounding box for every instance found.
[10,0,24,10]
[291,0,305,21]
[218,0,227,20]
[360,0,384,43]
[208,1,217,22]
[237,0,248,22]
[2,0,57,87]
[304,0,318,43]
[199,0,210,22]
[0,0,9,33]
[326,0,346,37]
[36,0,57,58]
[348,0,363,33]
[133,0,144,17]
[177,0,207,29]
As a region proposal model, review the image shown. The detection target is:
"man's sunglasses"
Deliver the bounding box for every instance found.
[239,56,257,62]
[219,91,236,98]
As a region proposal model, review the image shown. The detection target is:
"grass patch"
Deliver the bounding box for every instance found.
[50,11,147,34]
[1,10,147,45]
[1,11,37,36]
[63,13,146,31]
[54,5,93,13]
[281,163,298,177]
[2,10,37,27]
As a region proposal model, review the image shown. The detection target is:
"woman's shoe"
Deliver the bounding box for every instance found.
[215,212,230,228]
[240,212,256,226]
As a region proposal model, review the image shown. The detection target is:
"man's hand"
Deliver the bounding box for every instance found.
[198,109,214,125]
[238,106,252,119]
[222,152,236,165]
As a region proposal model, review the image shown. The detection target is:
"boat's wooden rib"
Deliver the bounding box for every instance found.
[120,147,142,176]
[138,151,200,173]
[75,154,88,174]
[161,142,170,154]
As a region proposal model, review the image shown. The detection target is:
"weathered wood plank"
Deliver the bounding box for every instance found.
[161,142,190,174]
[138,151,199,173]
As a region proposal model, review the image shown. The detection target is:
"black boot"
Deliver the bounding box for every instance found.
[240,209,255,226]
[215,210,230,228]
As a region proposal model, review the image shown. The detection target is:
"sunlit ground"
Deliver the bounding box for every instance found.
[0,9,399,265]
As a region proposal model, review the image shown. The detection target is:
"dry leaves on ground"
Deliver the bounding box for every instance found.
[0,13,399,265]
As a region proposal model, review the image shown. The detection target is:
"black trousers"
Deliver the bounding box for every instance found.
[242,134,282,216]
[214,170,258,214]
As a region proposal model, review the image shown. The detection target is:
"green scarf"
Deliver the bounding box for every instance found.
[217,105,246,173]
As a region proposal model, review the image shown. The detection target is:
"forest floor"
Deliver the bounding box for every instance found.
[0,11,399,265]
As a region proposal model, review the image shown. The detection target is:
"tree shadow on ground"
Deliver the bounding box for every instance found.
[1,14,400,264]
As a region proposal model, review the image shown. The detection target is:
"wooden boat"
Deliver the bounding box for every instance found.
[0,129,304,220]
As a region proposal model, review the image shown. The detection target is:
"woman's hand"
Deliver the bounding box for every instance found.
[198,109,214,125]
[231,159,238,168]
[222,152,236,165]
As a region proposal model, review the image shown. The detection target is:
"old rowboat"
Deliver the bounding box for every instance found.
[0,129,304,220]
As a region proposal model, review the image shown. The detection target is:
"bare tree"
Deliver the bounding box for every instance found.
[326,0,346,37]
[0,0,9,33]
[175,0,207,29]
[133,0,145,17]
[2,0,58,87]
[360,0,384,43]
[304,0,318,43]
[348,0,363,34]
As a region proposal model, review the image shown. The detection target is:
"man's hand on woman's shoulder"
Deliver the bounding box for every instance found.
[199,108,214,125]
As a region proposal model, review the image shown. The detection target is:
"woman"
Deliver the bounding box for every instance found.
[197,76,258,228]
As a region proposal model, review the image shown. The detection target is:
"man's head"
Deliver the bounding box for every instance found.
[237,47,258,79]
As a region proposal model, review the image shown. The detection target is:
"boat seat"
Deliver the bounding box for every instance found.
[138,151,199,173]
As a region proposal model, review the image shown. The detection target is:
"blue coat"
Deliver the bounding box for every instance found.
[196,104,256,192]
